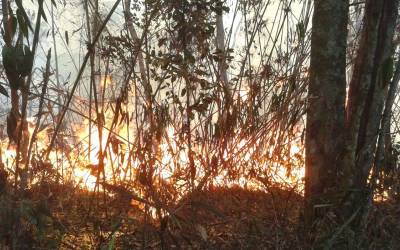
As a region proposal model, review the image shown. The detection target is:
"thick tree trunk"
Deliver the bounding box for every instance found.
[306,0,399,228]
[305,0,349,225]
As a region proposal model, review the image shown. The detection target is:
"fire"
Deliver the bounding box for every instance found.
[70,119,305,193]
[72,107,133,187]
[0,105,305,197]
[237,84,250,102]
[100,75,113,87]
[159,126,189,180]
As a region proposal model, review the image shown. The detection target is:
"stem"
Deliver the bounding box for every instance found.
[44,0,123,160]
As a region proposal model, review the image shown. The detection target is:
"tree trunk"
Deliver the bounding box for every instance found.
[341,0,399,222]
[216,1,229,91]
[376,60,400,173]
[215,0,233,138]
[305,0,349,225]
[124,0,152,107]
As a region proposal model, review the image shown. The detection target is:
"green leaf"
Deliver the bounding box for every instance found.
[65,30,69,45]
[296,22,305,41]
[38,0,48,22]
[2,45,17,75]
[15,0,33,31]
[222,6,230,13]
[17,45,34,77]
[184,50,195,64]
[2,44,34,89]
[17,8,29,38]
[8,15,18,39]
[0,83,9,97]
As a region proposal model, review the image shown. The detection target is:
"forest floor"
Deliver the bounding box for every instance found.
[1,181,399,249]
[59,185,304,249]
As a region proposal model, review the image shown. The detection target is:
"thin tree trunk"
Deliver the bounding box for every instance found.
[124,0,152,108]
[216,1,229,92]
[215,1,234,136]
[51,3,63,117]
[377,60,400,172]
[340,2,399,222]
[367,58,400,227]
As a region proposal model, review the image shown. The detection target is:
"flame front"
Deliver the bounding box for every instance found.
[0,74,305,199]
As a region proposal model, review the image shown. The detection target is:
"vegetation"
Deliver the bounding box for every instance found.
[0,0,399,249]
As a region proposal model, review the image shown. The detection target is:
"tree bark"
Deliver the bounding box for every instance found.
[375,60,400,173]
[305,0,349,225]
[338,2,399,224]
